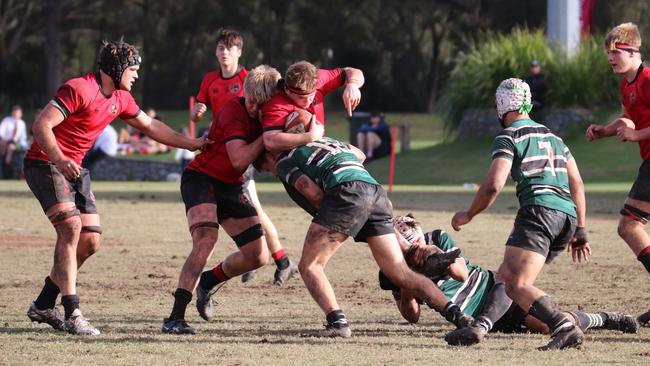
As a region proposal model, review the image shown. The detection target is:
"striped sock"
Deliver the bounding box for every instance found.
[571,311,604,331]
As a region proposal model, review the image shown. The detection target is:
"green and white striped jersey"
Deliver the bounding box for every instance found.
[275,137,378,191]
[491,119,576,217]
[425,230,492,318]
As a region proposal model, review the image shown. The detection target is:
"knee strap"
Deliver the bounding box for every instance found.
[189,221,220,235]
[47,207,80,226]
[620,204,649,224]
[232,224,263,247]
[81,226,102,234]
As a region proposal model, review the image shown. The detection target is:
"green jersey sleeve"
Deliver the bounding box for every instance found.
[491,134,515,161]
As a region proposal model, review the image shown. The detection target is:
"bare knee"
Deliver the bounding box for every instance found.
[55,217,82,240]
[244,243,268,269]
[79,233,101,257]
[617,218,637,240]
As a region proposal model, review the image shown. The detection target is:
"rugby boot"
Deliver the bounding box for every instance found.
[196,281,226,321]
[442,303,475,329]
[26,302,65,331]
[162,318,197,335]
[241,270,257,283]
[315,319,352,338]
[601,312,638,333]
[64,309,100,335]
[538,324,583,351]
[273,260,299,287]
[445,325,487,346]
[637,309,650,327]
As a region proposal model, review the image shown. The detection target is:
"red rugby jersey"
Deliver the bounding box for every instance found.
[187,97,261,184]
[196,67,248,121]
[26,72,140,164]
[620,64,650,160]
[261,68,345,132]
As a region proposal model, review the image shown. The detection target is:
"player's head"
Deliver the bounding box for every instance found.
[98,40,141,91]
[253,150,277,174]
[215,28,243,69]
[284,61,318,108]
[495,78,532,126]
[244,64,281,118]
[393,214,425,246]
[605,22,642,74]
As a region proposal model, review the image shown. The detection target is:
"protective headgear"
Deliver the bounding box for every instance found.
[393,214,424,245]
[495,78,533,120]
[98,40,141,90]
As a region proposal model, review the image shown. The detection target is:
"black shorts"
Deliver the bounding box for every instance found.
[505,205,576,264]
[492,303,529,333]
[23,158,98,214]
[628,159,650,202]
[313,181,394,242]
[180,169,257,221]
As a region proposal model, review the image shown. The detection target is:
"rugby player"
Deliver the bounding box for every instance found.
[25,40,209,335]
[451,78,591,350]
[585,22,650,325]
[379,215,637,344]
[255,137,474,338]
[162,65,281,334]
[261,60,363,153]
[190,29,297,286]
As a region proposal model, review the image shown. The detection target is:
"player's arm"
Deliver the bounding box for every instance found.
[262,118,324,153]
[292,173,324,209]
[225,136,265,172]
[447,257,469,282]
[451,158,512,231]
[31,103,82,180]
[586,106,630,141]
[566,157,591,263]
[396,289,421,324]
[341,67,365,116]
[126,111,210,151]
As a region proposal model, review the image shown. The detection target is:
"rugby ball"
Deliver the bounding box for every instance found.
[285,109,312,134]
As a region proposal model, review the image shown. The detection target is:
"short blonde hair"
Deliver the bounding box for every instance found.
[244,65,281,105]
[285,61,318,92]
[605,22,642,51]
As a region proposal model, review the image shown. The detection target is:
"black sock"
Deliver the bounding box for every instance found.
[34,276,60,310]
[61,295,80,319]
[638,252,650,274]
[168,288,192,321]
[475,282,512,332]
[326,309,348,327]
[528,295,572,334]
[440,302,467,327]
[275,256,290,270]
[200,270,219,290]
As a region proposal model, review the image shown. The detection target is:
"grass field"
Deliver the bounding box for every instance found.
[1,181,649,365]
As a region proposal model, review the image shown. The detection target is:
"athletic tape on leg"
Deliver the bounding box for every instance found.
[232,224,263,247]
[620,204,649,224]
[81,226,102,234]
[189,221,220,235]
[47,207,80,225]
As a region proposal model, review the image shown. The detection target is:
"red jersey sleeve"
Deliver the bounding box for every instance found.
[317,68,345,96]
[638,70,650,106]
[196,73,212,108]
[118,92,141,120]
[52,83,86,118]
[220,101,249,141]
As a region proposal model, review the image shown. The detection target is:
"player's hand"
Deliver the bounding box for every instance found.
[451,211,472,231]
[190,133,213,151]
[616,126,639,142]
[412,244,443,267]
[307,117,324,141]
[567,227,591,263]
[585,124,605,141]
[191,102,207,122]
[55,158,82,181]
[342,83,361,117]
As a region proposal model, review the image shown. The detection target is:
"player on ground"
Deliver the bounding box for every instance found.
[451,78,591,350]
[162,65,281,335]
[25,40,209,335]
[190,28,297,286]
[255,137,474,338]
[379,215,637,344]
[585,22,650,325]
[261,60,363,153]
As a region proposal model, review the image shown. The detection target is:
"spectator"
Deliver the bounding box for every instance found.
[174,127,195,171]
[117,108,170,154]
[82,124,118,173]
[0,105,29,178]
[524,60,547,109]
[356,111,391,161]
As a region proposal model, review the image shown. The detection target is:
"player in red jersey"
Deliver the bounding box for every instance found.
[24,40,209,335]
[261,60,364,152]
[191,29,298,286]
[162,65,282,334]
[585,22,650,326]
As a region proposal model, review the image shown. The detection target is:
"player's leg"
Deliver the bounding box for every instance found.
[523,310,638,334]
[367,233,473,329]
[75,171,102,268]
[213,216,269,277]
